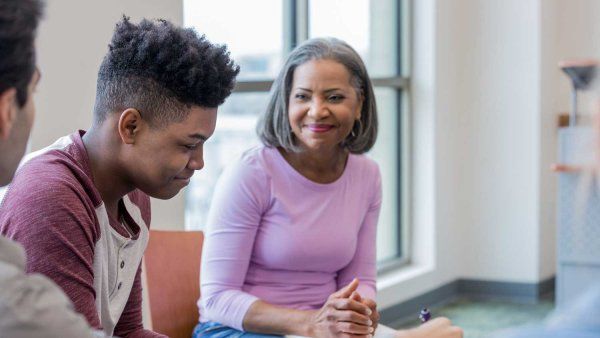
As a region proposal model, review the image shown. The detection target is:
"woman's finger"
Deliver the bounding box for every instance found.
[331,298,372,316]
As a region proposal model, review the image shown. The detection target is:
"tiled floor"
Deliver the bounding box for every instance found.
[392,297,555,338]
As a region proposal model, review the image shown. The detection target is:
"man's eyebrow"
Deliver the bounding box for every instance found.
[188,133,208,141]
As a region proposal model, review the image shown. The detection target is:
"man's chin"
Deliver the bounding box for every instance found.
[139,177,191,199]
[143,185,184,200]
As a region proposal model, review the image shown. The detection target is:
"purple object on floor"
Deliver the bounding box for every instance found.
[419,308,431,323]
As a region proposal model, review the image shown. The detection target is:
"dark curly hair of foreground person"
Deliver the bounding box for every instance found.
[94,16,240,127]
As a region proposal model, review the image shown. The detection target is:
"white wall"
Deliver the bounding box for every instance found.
[448,0,600,284]
[33,0,185,230]
[451,0,542,282]
[378,0,600,309]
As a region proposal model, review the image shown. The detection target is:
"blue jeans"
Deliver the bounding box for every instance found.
[192,321,284,338]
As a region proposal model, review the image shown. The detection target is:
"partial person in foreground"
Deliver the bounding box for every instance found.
[490,282,600,338]
[0,0,101,337]
[496,64,600,338]
[196,37,462,338]
[0,17,239,337]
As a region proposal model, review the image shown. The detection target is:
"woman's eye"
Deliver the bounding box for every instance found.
[329,95,344,102]
[184,144,198,150]
[295,93,308,100]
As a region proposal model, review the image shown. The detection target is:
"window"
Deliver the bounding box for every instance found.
[184,0,409,266]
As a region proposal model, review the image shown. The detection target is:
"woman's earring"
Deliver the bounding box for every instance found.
[351,119,362,138]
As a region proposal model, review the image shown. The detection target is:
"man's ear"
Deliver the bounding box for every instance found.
[0,88,18,140]
[117,108,143,144]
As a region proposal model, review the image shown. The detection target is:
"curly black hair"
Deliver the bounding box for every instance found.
[94,17,240,127]
[0,0,44,107]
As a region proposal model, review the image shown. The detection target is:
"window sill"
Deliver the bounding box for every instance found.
[378,262,434,290]
[376,262,436,309]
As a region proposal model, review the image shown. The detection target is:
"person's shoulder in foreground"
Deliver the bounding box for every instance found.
[490,286,600,338]
[0,236,99,338]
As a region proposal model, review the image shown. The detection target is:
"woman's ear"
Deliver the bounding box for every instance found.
[0,88,18,140]
[356,94,364,121]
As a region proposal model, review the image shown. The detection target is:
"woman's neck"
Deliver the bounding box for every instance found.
[279,146,349,184]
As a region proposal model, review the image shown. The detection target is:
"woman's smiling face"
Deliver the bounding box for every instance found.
[287,59,363,153]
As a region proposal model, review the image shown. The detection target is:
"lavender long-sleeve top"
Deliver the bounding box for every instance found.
[198,146,382,331]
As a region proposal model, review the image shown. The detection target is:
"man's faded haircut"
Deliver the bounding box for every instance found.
[93,17,240,128]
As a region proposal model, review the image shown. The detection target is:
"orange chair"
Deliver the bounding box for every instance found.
[144,230,204,338]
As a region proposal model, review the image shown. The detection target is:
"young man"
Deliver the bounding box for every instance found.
[0,16,239,338]
[0,1,99,337]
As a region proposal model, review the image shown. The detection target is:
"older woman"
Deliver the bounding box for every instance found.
[194,38,462,338]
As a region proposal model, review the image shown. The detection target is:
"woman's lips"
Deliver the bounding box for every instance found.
[306,124,334,132]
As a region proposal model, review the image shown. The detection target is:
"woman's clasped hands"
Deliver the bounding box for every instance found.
[306,279,378,338]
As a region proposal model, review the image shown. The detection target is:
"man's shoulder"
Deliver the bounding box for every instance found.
[20,150,79,180]
[6,154,95,205]
[0,147,100,238]
[5,144,99,209]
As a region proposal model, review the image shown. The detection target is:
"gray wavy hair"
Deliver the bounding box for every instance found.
[256,37,378,154]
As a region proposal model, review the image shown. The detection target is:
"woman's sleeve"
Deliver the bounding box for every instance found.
[199,156,269,330]
[336,165,382,300]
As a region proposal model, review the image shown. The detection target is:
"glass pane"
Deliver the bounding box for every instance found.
[369,88,399,262]
[184,0,284,80]
[185,93,267,230]
[309,0,398,77]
